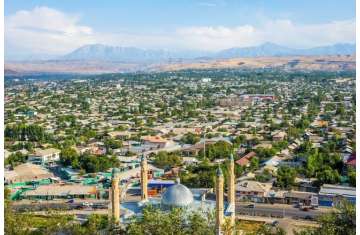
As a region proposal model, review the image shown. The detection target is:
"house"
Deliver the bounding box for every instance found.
[5,163,55,184]
[303,132,324,143]
[312,120,328,128]
[28,148,60,165]
[141,136,169,148]
[272,131,287,141]
[235,151,256,167]
[265,190,286,204]
[284,191,317,206]
[235,180,272,202]
[318,184,356,207]
[182,157,200,165]
[345,153,356,170]
[107,131,131,140]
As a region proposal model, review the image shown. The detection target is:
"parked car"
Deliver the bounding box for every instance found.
[271,221,279,226]
[246,204,255,208]
[82,202,93,207]
[67,199,75,203]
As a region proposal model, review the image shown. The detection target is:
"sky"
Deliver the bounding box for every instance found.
[4,0,356,60]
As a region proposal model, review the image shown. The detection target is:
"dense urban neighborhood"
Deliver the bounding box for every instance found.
[4,68,356,234]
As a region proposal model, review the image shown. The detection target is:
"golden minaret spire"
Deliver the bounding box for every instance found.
[110,168,121,224]
[215,165,224,235]
[228,154,236,228]
[140,155,148,201]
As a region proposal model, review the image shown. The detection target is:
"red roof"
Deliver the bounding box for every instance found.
[236,151,256,166]
[346,153,356,167]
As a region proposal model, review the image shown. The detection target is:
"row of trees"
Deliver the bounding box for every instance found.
[60,147,120,173]
[180,160,244,188]
[198,141,233,161]
[5,124,51,142]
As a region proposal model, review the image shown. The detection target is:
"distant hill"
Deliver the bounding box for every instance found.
[216,42,355,58]
[59,42,355,62]
[60,44,208,62]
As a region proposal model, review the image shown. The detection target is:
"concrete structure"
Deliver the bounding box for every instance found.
[318,184,356,207]
[110,168,121,224]
[236,180,272,202]
[22,184,97,200]
[272,131,287,141]
[141,136,169,148]
[215,166,224,235]
[28,148,60,165]
[227,154,235,228]
[284,191,317,206]
[5,163,54,184]
[140,155,148,201]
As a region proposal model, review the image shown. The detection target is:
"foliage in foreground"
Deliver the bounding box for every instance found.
[294,200,356,235]
[125,206,215,235]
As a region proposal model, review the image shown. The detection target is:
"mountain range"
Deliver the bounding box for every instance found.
[5,42,356,75]
[59,42,355,62]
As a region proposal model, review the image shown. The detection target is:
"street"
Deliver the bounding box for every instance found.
[236,202,332,220]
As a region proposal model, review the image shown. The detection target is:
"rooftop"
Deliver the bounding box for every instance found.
[319,184,356,197]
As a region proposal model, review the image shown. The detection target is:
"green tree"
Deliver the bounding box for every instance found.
[295,200,355,235]
[153,151,182,169]
[348,168,356,187]
[276,166,297,189]
[5,152,27,167]
[125,206,215,235]
[181,132,200,145]
[60,147,80,168]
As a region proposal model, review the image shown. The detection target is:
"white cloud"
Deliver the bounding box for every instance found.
[5,6,95,57]
[197,2,218,7]
[5,6,356,59]
[174,19,356,51]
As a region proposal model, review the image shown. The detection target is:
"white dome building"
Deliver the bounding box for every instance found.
[161,178,194,207]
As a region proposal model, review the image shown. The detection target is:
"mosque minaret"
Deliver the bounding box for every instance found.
[110,168,121,224]
[228,154,236,228]
[215,165,224,235]
[140,155,149,201]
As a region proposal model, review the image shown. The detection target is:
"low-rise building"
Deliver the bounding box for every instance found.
[5,163,54,184]
[235,180,272,202]
[22,184,97,200]
[272,131,287,141]
[284,191,317,206]
[141,136,169,148]
[28,148,60,165]
[318,184,356,207]
[235,151,256,167]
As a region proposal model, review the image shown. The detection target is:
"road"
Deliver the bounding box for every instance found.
[236,202,331,219]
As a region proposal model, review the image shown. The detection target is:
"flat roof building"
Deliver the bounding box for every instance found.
[319,184,356,207]
[5,163,54,184]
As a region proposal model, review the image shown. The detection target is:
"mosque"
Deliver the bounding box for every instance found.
[109,154,236,234]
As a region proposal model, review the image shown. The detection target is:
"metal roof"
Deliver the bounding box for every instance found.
[319,184,356,197]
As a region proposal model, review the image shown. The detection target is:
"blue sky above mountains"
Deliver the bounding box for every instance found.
[5,0,356,60]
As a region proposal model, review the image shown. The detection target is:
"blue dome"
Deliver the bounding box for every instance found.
[161,180,193,207]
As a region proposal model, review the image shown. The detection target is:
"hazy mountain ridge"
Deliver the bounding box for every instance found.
[216,43,355,58]
[61,44,210,62]
[59,42,355,62]
[5,43,356,75]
